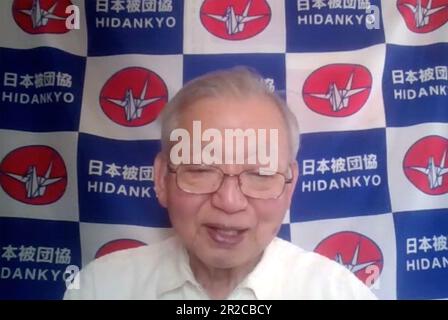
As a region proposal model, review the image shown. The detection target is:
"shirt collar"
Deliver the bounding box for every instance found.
[156,236,200,298]
[237,238,278,300]
[156,236,279,300]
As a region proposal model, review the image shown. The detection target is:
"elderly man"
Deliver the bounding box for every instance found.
[64,68,376,300]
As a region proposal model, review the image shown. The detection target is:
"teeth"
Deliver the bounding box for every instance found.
[216,229,238,237]
[207,226,245,245]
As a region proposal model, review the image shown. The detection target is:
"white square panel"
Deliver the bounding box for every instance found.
[0,129,79,222]
[286,44,387,134]
[290,213,397,300]
[386,123,448,212]
[0,0,88,56]
[79,54,183,140]
[382,0,448,46]
[184,0,285,53]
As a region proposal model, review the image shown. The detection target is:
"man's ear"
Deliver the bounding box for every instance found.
[286,160,299,203]
[154,152,168,208]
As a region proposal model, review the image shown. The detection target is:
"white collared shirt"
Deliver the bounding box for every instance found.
[64,236,377,300]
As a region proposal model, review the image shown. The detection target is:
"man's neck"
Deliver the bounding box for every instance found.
[188,253,262,300]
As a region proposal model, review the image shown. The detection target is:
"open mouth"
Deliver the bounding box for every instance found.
[205,224,248,247]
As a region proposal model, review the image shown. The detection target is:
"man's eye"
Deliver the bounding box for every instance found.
[185,168,216,175]
[249,170,276,176]
[247,172,276,180]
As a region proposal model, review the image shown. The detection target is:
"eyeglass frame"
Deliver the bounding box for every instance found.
[167,163,294,200]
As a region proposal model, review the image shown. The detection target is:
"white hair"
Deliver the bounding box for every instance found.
[158,67,300,161]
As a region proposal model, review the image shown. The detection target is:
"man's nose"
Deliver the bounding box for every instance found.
[211,175,248,214]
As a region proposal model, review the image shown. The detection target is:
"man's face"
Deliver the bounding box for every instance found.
[155,95,298,270]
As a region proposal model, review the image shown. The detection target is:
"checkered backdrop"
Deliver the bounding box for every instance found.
[0,0,447,300]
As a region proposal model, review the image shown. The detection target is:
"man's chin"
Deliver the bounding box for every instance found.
[202,255,247,270]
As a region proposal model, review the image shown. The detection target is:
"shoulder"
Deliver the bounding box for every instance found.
[263,238,377,300]
[63,236,178,300]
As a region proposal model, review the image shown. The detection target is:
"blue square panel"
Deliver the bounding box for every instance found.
[291,128,391,222]
[0,217,81,300]
[86,0,183,55]
[394,209,448,300]
[286,0,385,52]
[184,53,285,97]
[383,43,448,127]
[77,133,170,228]
[0,47,85,132]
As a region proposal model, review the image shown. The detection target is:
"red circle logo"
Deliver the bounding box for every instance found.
[302,64,372,117]
[200,0,271,40]
[0,145,67,205]
[397,0,448,33]
[403,135,448,195]
[95,239,147,259]
[314,231,383,286]
[99,67,168,127]
[12,0,72,34]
